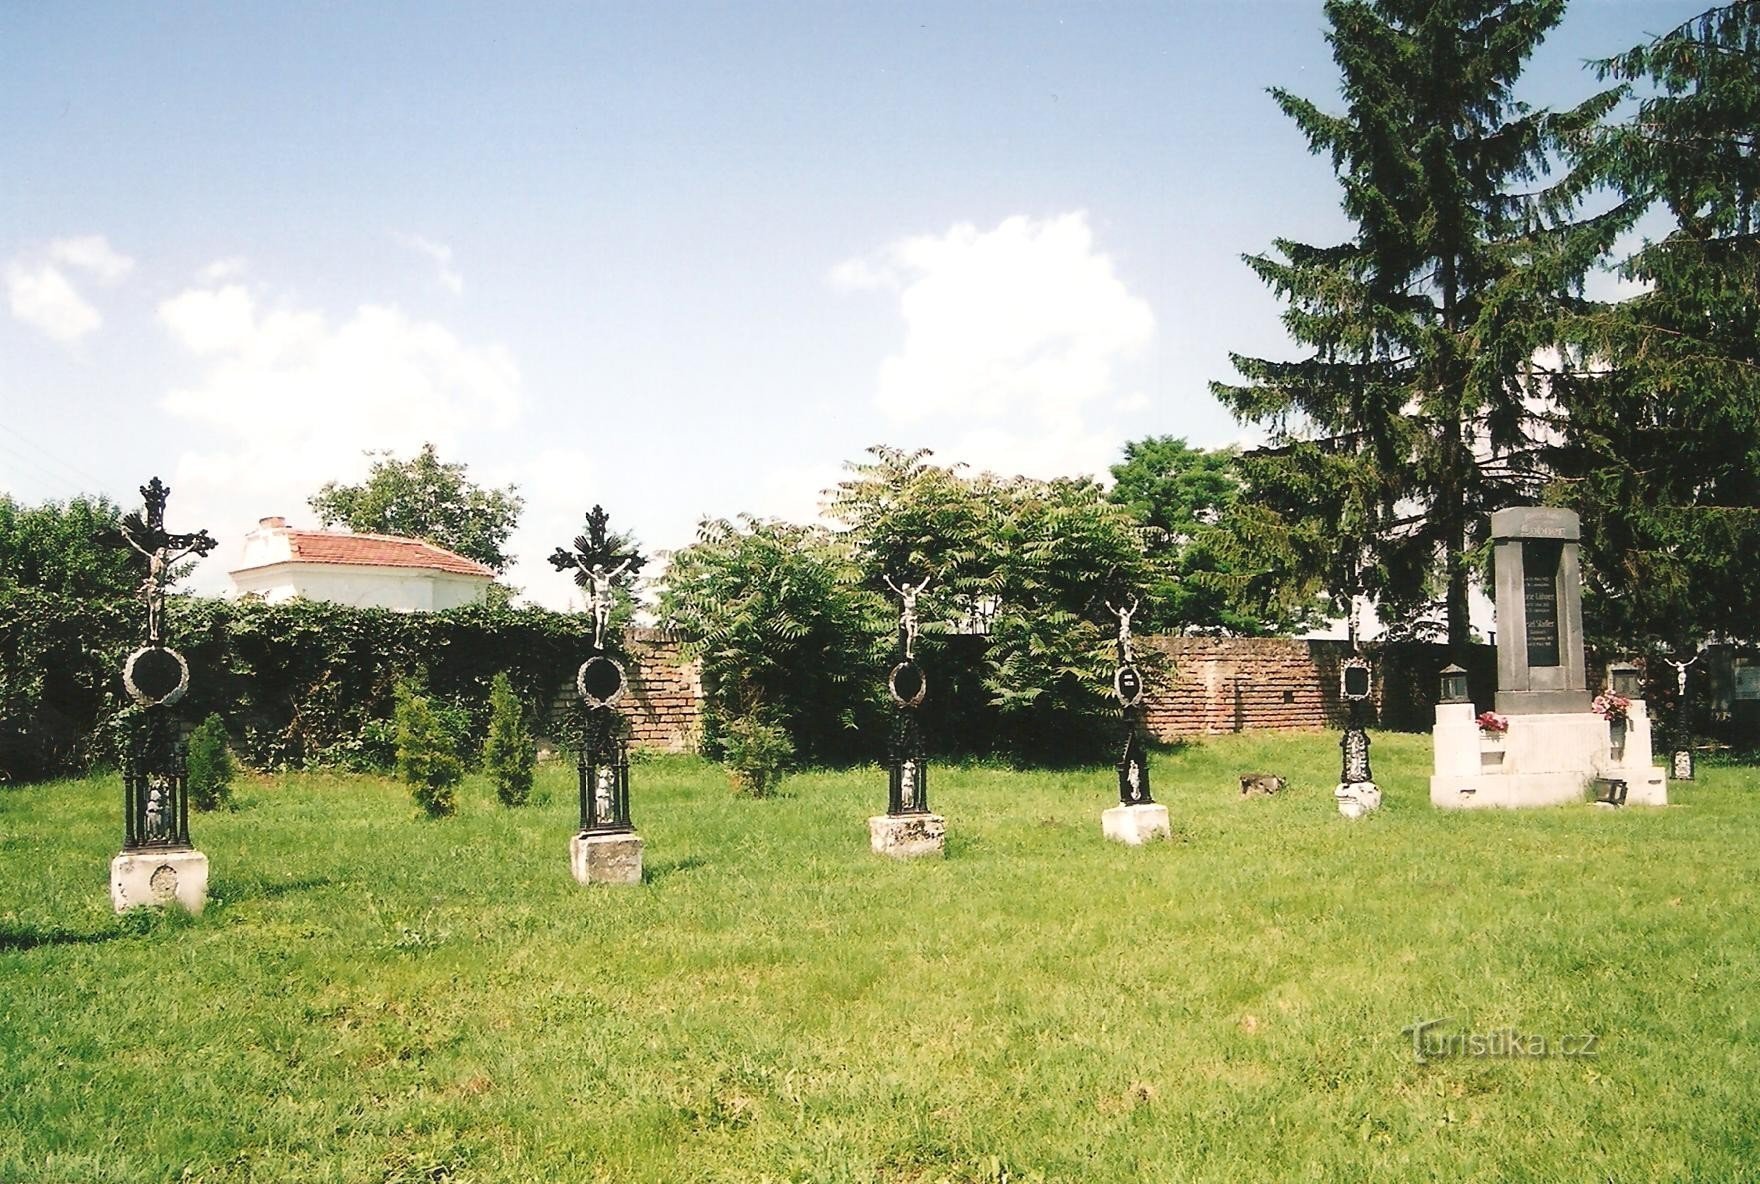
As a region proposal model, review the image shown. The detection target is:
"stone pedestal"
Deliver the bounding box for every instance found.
[111,848,208,914]
[1430,701,1667,809]
[1334,782,1381,819]
[570,831,643,885]
[869,813,945,859]
[1101,802,1170,845]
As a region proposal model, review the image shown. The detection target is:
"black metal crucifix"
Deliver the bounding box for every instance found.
[548,505,646,651]
[107,478,218,645]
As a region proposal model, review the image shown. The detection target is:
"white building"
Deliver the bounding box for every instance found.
[228,517,495,611]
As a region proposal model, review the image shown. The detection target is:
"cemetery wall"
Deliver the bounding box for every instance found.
[1133,637,1499,737]
[541,627,704,753]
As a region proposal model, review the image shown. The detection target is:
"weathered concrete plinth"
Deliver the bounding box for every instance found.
[1101,802,1170,845]
[1334,782,1382,819]
[570,831,643,885]
[111,848,208,914]
[1431,701,1667,809]
[869,812,945,859]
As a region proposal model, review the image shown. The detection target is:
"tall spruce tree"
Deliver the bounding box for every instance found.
[1213,0,1630,647]
[1550,2,1760,649]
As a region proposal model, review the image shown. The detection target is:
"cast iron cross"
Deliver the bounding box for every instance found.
[107,478,218,644]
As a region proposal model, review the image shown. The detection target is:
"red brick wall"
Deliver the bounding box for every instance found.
[1138,637,1363,738]
[546,627,702,753]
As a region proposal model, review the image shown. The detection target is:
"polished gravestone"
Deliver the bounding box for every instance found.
[1432,507,1667,808]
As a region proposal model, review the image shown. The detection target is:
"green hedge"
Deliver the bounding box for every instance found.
[1,593,618,782]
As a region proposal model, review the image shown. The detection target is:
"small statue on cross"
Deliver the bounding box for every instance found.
[1105,595,1139,666]
[107,478,217,645]
[549,505,646,652]
[884,572,931,660]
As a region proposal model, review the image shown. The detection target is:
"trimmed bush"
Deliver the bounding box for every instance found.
[483,671,536,807]
[722,714,793,797]
[185,714,235,811]
[395,679,461,817]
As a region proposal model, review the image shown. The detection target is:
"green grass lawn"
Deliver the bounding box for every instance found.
[3,732,1758,1183]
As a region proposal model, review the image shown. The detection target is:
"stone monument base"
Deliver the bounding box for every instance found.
[1334,782,1381,819]
[570,831,643,885]
[1101,802,1170,845]
[869,812,945,859]
[112,848,208,914]
[1431,701,1667,809]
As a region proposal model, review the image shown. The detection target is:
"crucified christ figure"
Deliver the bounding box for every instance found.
[1665,653,1700,699]
[113,478,217,645]
[884,573,931,659]
[586,558,633,651]
[1105,596,1139,665]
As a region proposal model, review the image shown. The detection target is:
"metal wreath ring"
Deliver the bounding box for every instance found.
[887,661,927,709]
[576,655,628,708]
[123,645,190,707]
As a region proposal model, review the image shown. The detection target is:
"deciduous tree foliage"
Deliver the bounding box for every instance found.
[1107,437,1318,635]
[1550,1,1760,649]
[1214,0,1630,647]
[308,443,523,573]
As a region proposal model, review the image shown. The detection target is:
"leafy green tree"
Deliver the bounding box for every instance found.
[395,678,462,816]
[1107,437,1314,634]
[185,714,236,811]
[658,516,885,762]
[830,447,1165,760]
[308,443,523,572]
[1549,2,1760,649]
[1213,0,1630,647]
[482,671,536,806]
[0,494,138,600]
[720,714,794,797]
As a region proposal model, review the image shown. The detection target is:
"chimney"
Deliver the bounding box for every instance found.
[259,516,287,529]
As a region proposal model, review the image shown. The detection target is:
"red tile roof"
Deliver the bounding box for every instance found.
[268,530,494,577]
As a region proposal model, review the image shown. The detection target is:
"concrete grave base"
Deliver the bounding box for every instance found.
[1431,700,1667,809]
[112,848,208,914]
[869,813,946,859]
[1101,802,1171,845]
[570,831,644,886]
[1334,782,1382,819]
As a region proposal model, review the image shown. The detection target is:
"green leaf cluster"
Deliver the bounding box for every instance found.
[394,678,461,817]
[184,713,235,812]
[308,442,524,573]
[482,671,537,807]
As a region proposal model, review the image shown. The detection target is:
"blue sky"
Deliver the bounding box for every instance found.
[0,1,1702,605]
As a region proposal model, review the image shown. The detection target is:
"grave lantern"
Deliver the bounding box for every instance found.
[1609,663,1641,699]
[1438,664,1471,705]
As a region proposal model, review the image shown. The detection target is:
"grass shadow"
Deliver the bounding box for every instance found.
[0,921,127,952]
[210,875,331,906]
[644,854,707,884]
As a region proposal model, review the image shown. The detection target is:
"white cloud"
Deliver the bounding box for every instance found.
[157,280,520,590]
[49,235,135,285]
[5,234,135,343]
[395,233,465,296]
[834,212,1155,479]
[6,262,101,342]
[200,256,249,283]
[491,446,600,611]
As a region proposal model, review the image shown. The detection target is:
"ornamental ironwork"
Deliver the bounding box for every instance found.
[884,573,933,816]
[1108,596,1153,805]
[553,505,644,834]
[101,478,217,853]
[1338,655,1374,787]
[548,504,646,652]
